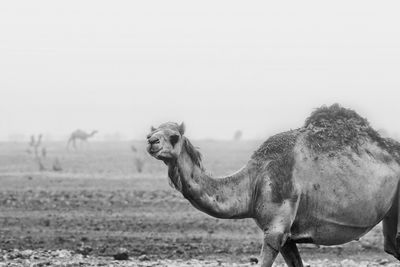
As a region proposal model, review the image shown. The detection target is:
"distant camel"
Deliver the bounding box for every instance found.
[147,104,400,266]
[67,130,98,149]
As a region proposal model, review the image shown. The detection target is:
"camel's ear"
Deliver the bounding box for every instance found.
[178,122,185,135]
[151,126,156,132]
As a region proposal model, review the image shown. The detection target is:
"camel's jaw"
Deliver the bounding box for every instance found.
[147,147,163,161]
[147,146,175,163]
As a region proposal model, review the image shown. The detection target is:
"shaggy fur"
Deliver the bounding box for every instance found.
[182,137,203,170]
[168,163,182,191]
[304,104,370,128]
[305,104,400,164]
[304,104,380,153]
[252,130,300,203]
[167,137,203,191]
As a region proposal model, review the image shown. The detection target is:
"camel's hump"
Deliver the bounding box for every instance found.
[304,104,400,165]
[303,104,383,153]
[304,103,370,129]
[252,104,375,159]
[253,104,400,165]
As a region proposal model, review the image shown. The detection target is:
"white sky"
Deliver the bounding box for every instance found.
[1,1,400,141]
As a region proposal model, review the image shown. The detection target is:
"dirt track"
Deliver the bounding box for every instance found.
[0,173,398,266]
[0,141,399,266]
[0,249,399,267]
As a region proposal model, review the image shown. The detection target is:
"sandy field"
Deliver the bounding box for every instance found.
[0,140,398,266]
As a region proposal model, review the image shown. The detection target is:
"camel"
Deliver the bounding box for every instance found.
[67,129,98,149]
[146,104,400,267]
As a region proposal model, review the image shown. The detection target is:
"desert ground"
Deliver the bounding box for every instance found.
[0,139,398,266]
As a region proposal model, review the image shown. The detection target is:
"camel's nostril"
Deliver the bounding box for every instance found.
[148,138,160,145]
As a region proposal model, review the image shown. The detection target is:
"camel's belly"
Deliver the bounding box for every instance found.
[291,177,398,245]
[291,188,395,245]
[291,144,400,245]
[291,222,372,245]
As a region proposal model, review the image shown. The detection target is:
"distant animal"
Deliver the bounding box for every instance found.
[67,130,98,149]
[147,104,400,266]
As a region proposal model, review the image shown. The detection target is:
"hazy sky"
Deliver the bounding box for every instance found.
[1,1,400,141]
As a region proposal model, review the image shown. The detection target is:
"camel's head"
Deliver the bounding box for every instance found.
[146,122,186,163]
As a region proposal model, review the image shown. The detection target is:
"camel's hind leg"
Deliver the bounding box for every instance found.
[383,187,400,260]
[280,239,304,267]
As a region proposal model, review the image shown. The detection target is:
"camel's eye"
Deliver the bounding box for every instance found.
[170,134,179,146]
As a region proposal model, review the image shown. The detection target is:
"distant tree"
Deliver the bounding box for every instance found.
[52,158,63,172]
[233,130,243,141]
[134,157,144,173]
[41,147,47,158]
[130,144,144,172]
[28,134,46,171]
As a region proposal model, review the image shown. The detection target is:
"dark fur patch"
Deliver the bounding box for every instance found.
[168,162,182,191]
[252,130,300,203]
[305,103,370,128]
[182,137,203,170]
[293,237,314,244]
[304,104,381,153]
[304,104,400,165]
[167,137,203,191]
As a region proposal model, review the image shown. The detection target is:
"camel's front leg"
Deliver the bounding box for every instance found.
[281,239,304,267]
[260,239,279,267]
[258,197,300,266]
[260,231,287,267]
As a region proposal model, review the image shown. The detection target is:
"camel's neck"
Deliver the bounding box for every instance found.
[168,143,255,219]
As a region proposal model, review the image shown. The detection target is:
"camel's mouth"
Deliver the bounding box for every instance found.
[148,147,162,157]
[148,148,174,163]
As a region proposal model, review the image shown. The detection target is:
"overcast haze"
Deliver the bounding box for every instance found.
[1,1,400,141]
